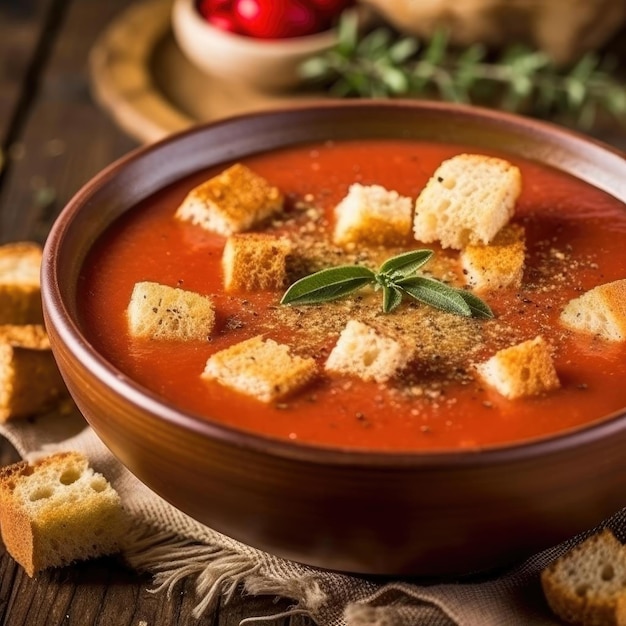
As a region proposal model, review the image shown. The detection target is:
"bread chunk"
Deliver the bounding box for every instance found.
[0,324,67,422]
[333,183,413,246]
[127,281,215,341]
[461,223,526,291]
[0,242,44,324]
[175,163,284,236]
[325,320,413,383]
[0,452,128,577]
[559,279,626,342]
[222,233,291,292]
[202,335,317,402]
[541,529,626,626]
[477,336,560,399]
[413,154,522,249]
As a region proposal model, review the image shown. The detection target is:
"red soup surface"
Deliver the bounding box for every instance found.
[78,139,626,452]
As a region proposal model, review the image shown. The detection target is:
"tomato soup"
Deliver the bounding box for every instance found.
[78,139,626,452]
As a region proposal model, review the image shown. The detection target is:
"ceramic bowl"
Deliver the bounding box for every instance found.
[41,101,626,576]
[172,0,344,91]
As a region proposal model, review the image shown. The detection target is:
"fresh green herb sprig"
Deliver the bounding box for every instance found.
[280,249,493,318]
[300,14,626,129]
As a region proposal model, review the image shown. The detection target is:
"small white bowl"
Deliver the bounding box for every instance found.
[172,0,343,92]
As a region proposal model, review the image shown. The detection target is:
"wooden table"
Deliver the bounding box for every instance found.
[0,1,625,624]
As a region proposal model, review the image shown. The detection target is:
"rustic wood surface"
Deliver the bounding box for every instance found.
[0,0,624,624]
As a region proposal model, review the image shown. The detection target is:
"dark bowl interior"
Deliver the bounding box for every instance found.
[41,100,626,576]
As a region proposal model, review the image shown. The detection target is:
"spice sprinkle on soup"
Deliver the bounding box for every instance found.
[78,139,626,452]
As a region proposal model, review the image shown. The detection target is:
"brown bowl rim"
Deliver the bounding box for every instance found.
[42,98,626,469]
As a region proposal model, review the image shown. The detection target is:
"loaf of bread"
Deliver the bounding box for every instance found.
[0,452,128,577]
[175,163,284,236]
[127,281,215,341]
[0,242,44,324]
[541,529,626,626]
[333,183,413,247]
[325,319,413,383]
[222,233,291,292]
[202,335,317,402]
[461,223,526,291]
[0,324,67,422]
[476,336,560,399]
[559,279,626,342]
[413,154,522,249]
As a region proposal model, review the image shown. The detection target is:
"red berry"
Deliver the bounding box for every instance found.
[303,0,353,20]
[196,0,232,21]
[208,9,242,33]
[233,0,325,39]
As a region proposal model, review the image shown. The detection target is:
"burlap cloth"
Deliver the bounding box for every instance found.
[1,408,623,626]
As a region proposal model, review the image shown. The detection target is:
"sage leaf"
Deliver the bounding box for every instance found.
[378,249,433,277]
[397,276,472,317]
[281,265,375,306]
[456,289,494,319]
[382,285,403,313]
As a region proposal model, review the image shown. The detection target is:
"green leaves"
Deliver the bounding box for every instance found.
[281,250,493,319]
[279,265,375,305]
[300,16,626,129]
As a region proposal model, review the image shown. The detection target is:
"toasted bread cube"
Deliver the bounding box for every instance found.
[202,335,317,402]
[127,282,215,341]
[559,279,626,341]
[0,242,44,324]
[175,163,284,236]
[0,452,128,576]
[0,324,67,422]
[222,233,291,292]
[477,336,560,399]
[413,154,522,249]
[541,529,626,626]
[333,183,413,246]
[461,223,526,291]
[325,320,412,383]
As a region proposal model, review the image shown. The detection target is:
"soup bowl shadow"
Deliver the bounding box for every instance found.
[41,101,626,577]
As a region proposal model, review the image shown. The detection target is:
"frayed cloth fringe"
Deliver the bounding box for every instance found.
[122,527,324,622]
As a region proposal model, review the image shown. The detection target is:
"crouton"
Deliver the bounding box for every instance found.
[413,154,522,249]
[127,281,215,341]
[325,320,413,383]
[0,452,128,577]
[333,183,413,247]
[559,279,626,342]
[461,223,526,291]
[0,324,67,422]
[0,242,44,324]
[222,233,291,292]
[541,529,626,626]
[175,163,284,236]
[476,336,560,399]
[202,335,317,403]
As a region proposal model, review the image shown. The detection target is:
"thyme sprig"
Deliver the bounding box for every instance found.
[300,14,626,128]
[280,249,493,318]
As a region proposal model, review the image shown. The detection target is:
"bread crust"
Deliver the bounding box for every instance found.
[560,279,626,342]
[413,153,522,249]
[0,452,128,576]
[476,335,560,399]
[127,281,215,341]
[202,335,317,402]
[0,242,44,324]
[222,233,291,292]
[325,319,414,383]
[333,183,413,247]
[541,529,626,626]
[175,163,284,236]
[0,324,67,422]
